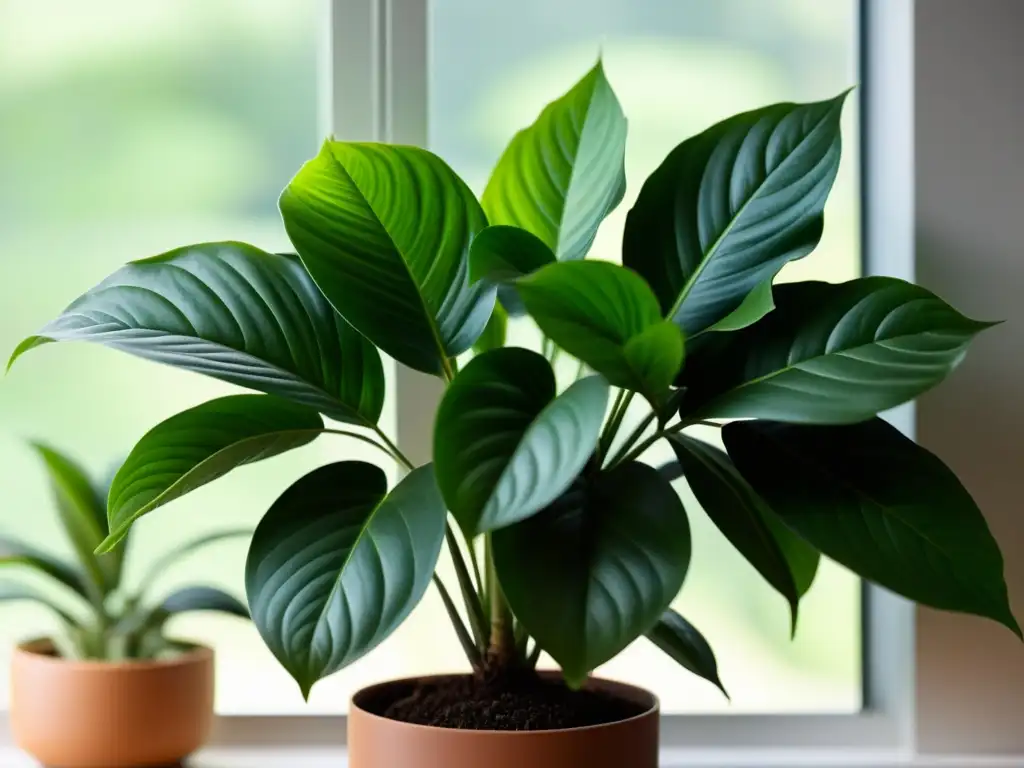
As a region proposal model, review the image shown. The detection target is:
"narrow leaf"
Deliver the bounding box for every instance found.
[0,580,80,625]
[434,348,609,535]
[646,609,728,698]
[724,418,1021,637]
[246,462,447,698]
[102,395,322,550]
[0,535,88,598]
[160,586,249,619]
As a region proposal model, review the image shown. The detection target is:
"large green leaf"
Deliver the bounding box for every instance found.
[668,434,818,633]
[0,535,88,598]
[723,418,1021,637]
[434,348,609,536]
[493,462,690,686]
[646,609,728,698]
[469,225,557,317]
[9,243,384,426]
[31,444,111,597]
[517,261,684,402]
[702,279,775,334]
[280,141,493,376]
[102,395,322,551]
[482,61,627,263]
[246,462,447,697]
[679,278,993,424]
[136,529,251,598]
[623,94,847,335]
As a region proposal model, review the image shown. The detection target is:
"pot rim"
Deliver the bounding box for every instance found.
[13,637,213,671]
[350,671,660,737]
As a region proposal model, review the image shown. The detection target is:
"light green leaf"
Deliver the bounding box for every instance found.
[246,462,447,698]
[9,243,385,426]
[280,141,493,376]
[434,348,609,535]
[646,610,728,698]
[668,434,818,634]
[102,395,322,551]
[493,462,690,687]
[0,535,88,598]
[483,61,627,263]
[624,93,847,335]
[680,278,994,424]
[473,302,508,356]
[517,261,684,402]
[723,418,1021,638]
[702,279,775,334]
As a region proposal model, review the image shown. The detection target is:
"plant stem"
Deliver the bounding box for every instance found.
[446,525,488,650]
[463,529,485,603]
[370,426,415,471]
[484,534,516,669]
[606,409,657,468]
[598,389,630,458]
[441,355,457,383]
[612,420,691,467]
[434,575,483,672]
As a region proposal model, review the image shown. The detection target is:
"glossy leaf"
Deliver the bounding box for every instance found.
[434,348,609,535]
[668,434,818,633]
[0,580,80,625]
[646,609,728,698]
[9,243,385,426]
[469,225,557,317]
[0,535,87,598]
[702,279,775,334]
[482,61,627,263]
[32,444,111,596]
[680,278,994,424]
[723,418,1021,637]
[102,395,322,550]
[623,94,847,335]
[517,261,684,401]
[281,141,493,376]
[246,462,447,697]
[136,528,251,597]
[493,462,690,686]
[473,302,508,356]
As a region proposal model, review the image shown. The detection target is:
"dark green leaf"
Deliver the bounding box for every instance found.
[469,225,557,285]
[159,586,249,619]
[493,462,690,686]
[102,395,322,550]
[483,61,627,263]
[473,302,508,356]
[246,462,447,698]
[623,94,847,335]
[647,609,728,698]
[136,528,251,596]
[0,535,88,598]
[680,278,994,424]
[434,348,609,535]
[0,580,80,625]
[668,434,818,633]
[517,261,684,401]
[280,142,493,376]
[9,243,385,426]
[702,279,775,334]
[723,418,1021,637]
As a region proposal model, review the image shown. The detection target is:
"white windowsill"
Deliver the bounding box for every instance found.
[2,746,1023,767]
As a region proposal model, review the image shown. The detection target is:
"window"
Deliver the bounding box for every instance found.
[2,0,919,752]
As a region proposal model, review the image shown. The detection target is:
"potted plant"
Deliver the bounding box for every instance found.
[8,61,1019,767]
[0,444,249,768]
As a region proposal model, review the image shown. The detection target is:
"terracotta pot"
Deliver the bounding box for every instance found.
[10,638,214,768]
[349,673,659,768]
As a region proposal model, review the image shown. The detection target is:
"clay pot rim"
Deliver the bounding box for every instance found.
[14,637,213,671]
[350,671,660,737]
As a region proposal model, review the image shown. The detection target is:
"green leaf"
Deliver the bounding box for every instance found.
[9,243,385,426]
[0,580,80,625]
[517,261,684,402]
[723,418,1021,638]
[482,61,627,263]
[667,434,818,633]
[434,348,609,535]
[469,225,557,317]
[473,302,508,356]
[623,93,847,335]
[246,462,447,698]
[493,462,690,686]
[702,279,775,334]
[159,586,249,619]
[136,528,251,597]
[280,141,493,376]
[0,535,88,598]
[646,610,728,698]
[31,444,111,597]
[102,395,322,551]
[680,278,994,424]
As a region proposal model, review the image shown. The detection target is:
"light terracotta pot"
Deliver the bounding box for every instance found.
[10,638,214,768]
[349,673,659,768]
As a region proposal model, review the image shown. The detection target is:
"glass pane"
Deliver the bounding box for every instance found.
[0,0,399,715]
[430,0,861,713]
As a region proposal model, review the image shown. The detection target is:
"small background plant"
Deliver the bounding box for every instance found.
[0,445,249,661]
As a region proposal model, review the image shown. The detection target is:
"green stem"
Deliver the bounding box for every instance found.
[612,420,690,467]
[606,409,657,468]
[441,355,457,383]
[370,426,415,471]
[464,530,485,604]
[434,575,483,672]
[485,534,516,668]
[599,390,634,459]
[446,525,488,650]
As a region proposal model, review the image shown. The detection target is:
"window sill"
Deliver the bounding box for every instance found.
[2,746,1023,767]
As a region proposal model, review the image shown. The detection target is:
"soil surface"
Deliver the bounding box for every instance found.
[361,673,647,731]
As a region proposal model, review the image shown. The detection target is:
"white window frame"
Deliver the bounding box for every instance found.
[12,1,1013,765]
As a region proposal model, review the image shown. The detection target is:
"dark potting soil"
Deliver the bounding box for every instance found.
[362,673,647,731]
